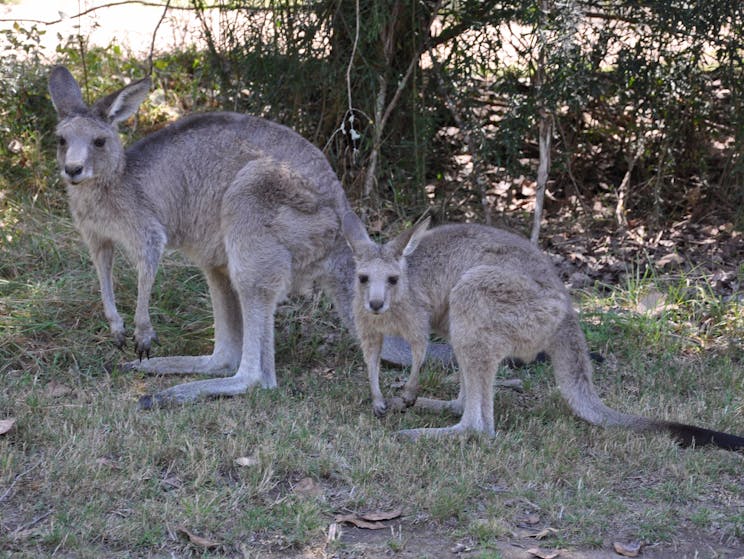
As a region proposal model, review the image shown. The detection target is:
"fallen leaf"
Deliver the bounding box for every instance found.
[527,547,560,559]
[334,514,388,530]
[613,541,641,557]
[160,475,182,491]
[7,138,23,154]
[335,508,402,530]
[234,456,259,467]
[44,381,72,398]
[293,477,323,498]
[176,527,220,548]
[312,367,336,379]
[0,418,16,435]
[96,457,122,470]
[531,527,559,540]
[358,508,402,522]
[656,253,684,269]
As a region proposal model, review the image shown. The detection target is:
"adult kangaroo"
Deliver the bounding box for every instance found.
[342,210,744,451]
[48,66,451,407]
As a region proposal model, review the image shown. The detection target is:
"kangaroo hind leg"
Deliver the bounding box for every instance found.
[139,246,289,408]
[398,265,566,440]
[399,266,525,439]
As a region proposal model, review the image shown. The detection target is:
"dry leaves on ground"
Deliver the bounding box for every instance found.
[613,541,642,557]
[235,455,260,467]
[334,508,403,530]
[176,527,220,549]
[293,477,324,498]
[0,418,16,435]
[527,547,561,559]
[44,381,72,398]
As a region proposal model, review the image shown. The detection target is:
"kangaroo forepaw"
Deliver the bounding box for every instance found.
[113,329,127,350]
[373,400,388,418]
[401,391,418,408]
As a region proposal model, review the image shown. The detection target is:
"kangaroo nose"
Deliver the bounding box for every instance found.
[369,299,384,312]
[65,164,84,178]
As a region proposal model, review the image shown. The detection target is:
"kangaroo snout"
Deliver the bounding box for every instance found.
[368,299,386,313]
[64,164,85,182]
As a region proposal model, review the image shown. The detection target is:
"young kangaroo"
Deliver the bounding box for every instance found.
[48,66,452,408]
[342,211,744,451]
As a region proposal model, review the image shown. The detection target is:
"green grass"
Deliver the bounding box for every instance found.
[1,199,743,558]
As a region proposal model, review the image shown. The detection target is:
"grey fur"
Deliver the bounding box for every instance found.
[342,211,744,451]
[48,66,452,407]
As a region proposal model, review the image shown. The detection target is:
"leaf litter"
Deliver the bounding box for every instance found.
[334,508,403,530]
[176,526,220,549]
[0,418,16,435]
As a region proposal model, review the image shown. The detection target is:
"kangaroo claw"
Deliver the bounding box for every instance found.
[113,331,127,350]
[373,400,388,418]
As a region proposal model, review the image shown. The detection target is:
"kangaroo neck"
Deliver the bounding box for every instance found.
[320,237,358,336]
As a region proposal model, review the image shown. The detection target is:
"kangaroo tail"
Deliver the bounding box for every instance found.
[549,309,744,452]
[661,421,744,451]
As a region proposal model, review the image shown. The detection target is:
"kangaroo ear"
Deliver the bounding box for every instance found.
[393,216,431,258]
[92,76,151,124]
[49,66,87,118]
[341,211,372,254]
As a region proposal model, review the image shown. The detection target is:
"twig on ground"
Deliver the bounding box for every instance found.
[0,460,43,503]
[13,510,54,534]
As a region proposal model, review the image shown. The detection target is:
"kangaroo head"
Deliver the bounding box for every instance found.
[48,66,151,186]
[342,211,430,315]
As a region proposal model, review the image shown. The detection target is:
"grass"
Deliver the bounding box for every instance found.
[1,200,743,557]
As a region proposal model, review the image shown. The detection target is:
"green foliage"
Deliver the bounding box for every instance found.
[2,1,743,225]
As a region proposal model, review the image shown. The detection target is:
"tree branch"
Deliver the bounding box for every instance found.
[147,0,171,75]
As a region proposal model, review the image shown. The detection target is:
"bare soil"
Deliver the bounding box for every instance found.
[260,521,744,559]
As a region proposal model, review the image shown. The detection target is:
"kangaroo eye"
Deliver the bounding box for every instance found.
[358,274,369,284]
[387,276,399,286]
[57,136,67,147]
[93,137,106,148]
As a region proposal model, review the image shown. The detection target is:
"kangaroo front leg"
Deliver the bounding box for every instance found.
[91,238,125,348]
[401,339,426,407]
[361,334,386,417]
[132,231,165,360]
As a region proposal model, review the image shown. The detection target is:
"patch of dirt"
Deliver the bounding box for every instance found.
[252,520,744,558]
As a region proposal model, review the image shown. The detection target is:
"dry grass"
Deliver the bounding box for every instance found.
[1,200,743,558]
